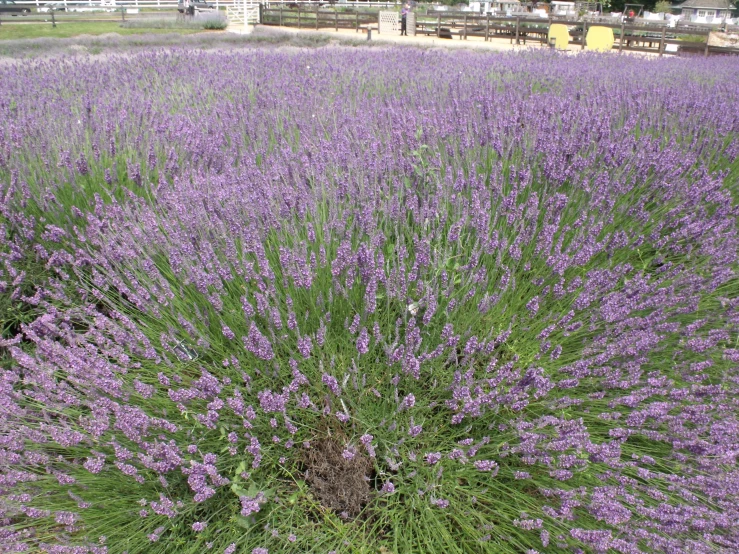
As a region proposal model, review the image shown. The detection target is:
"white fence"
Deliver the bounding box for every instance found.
[225,0,258,23]
[14,0,400,9]
[378,9,398,32]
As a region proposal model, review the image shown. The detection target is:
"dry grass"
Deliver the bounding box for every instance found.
[0,26,380,60]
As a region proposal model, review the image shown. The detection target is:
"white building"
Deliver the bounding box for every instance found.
[490,0,528,15]
[677,0,735,23]
[550,1,576,16]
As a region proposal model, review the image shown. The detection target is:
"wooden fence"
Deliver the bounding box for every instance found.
[261,5,377,31]
[9,0,400,9]
[261,8,739,57]
[4,0,737,56]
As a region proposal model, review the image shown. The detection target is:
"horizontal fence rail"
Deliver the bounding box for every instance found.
[262,6,376,31]
[2,0,737,56]
[259,8,739,56]
[6,0,401,8]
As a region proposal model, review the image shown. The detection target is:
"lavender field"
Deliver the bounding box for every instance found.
[1,48,739,554]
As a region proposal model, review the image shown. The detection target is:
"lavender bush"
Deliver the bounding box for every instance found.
[1,49,738,554]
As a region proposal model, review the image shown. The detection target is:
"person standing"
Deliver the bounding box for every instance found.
[401,3,410,36]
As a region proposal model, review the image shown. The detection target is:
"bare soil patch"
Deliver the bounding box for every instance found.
[301,435,373,518]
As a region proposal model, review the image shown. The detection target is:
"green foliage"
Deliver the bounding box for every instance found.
[679,34,707,42]
[0,21,203,40]
[654,0,672,13]
[120,15,228,31]
[201,15,229,30]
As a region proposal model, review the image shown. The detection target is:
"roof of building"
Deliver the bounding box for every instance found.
[678,0,735,9]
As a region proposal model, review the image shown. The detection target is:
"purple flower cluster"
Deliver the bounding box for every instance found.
[240,492,265,517]
[0,48,738,553]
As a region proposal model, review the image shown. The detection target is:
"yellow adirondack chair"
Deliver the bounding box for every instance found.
[586,26,615,52]
[548,24,570,50]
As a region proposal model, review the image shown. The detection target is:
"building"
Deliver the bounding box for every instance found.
[490,0,529,15]
[677,0,735,23]
[550,1,576,16]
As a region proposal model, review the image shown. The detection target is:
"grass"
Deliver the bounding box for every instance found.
[121,15,228,31]
[0,21,205,40]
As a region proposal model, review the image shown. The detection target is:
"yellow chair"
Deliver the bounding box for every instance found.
[585,26,614,52]
[548,24,570,50]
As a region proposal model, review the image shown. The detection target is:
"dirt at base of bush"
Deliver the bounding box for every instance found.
[301,436,373,518]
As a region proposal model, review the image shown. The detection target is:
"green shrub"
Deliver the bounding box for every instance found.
[680,34,707,42]
[202,14,228,30]
[654,0,672,13]
[120,18,203,30]
[119,15,227,31]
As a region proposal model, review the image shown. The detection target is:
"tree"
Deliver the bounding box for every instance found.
[654,0,672,13]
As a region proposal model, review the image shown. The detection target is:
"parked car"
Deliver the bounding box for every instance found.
[177,0,215,14]
[38,2,66,12]
[66,3,111,11]
[0,0,31,15]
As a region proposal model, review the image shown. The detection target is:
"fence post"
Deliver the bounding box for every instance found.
[581,20,587,49]
[335,8,338,30]
[515,16,519,44]
[279,5,282,26]
[356,11,359,31]
[704,37,709,56]
[659,25,665,56]
[437,13,440,37]
[619,20,624,52]
[297,5,301,28]
[485,13,489,41]
[463,14,467,39]
[315,6,318,29]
